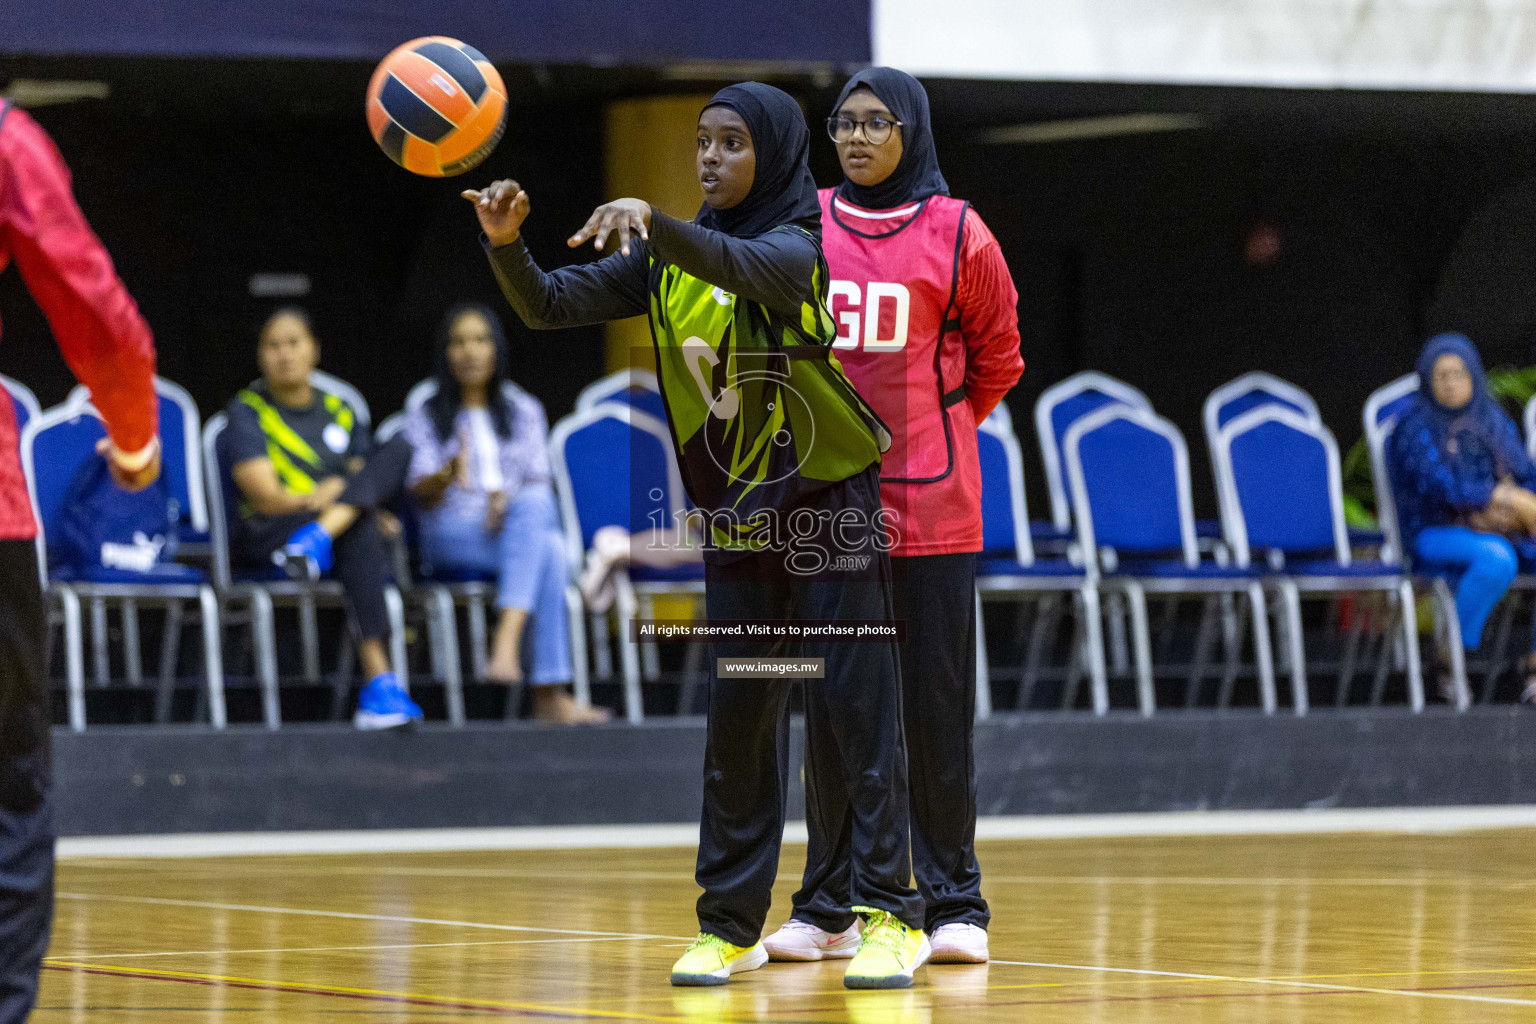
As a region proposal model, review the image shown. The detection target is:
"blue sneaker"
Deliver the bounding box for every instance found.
[353,672,424,730]
[273,521,334,581]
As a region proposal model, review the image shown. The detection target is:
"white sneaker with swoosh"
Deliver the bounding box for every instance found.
[928,922,989,964]
[762,919,861,961]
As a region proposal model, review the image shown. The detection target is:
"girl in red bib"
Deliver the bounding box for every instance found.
[765,67,1024,966]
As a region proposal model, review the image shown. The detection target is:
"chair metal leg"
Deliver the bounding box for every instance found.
[1335,604,1366,706]
[1079,584,1109,716]
[330,631,355,721]
[423,597,446,685]
[248,589,281,729]
[90,597,109,686]
[1270,594,1291,677]
[1017,595,1057,708]
[1219,592,1239,671]
[1106,592,1131,676]
[1274,581,1307,716]
[1481,597,1518,704]
[1432,578,1471,711]
[156,600,184,715]
[1185,596,1218,707]
[467,597,488,683]
[1247,583,1279,716]
[197,586,227,729]
[385,586,408,690]
[1060,611,1084,712]
[974,587,992,723]
[1398,580,1426,713]
[1153,596,1179,664]
[1116,581,1155,716]
[122,598,142,686]
[638,592,661,682]
[153,600,177,725]
[1369,624,1393,706]
[299,593,321,684]
[613,574,644,724]
[564,585,592,710]
[429,588,465,727]
[678,638,705,715]
[1219,594,1249,708]
[590,612,613,681]
[56,587,86,732]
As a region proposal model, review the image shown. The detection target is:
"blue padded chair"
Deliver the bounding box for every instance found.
[1214,406,1423,714]
[1204,371,1386,551]
[575,368,667,423]
[23,399,224,730]
[1202,371,1320,503]
[976,411,1108,714]
[3,375,40,436]
[203,412,409,728]
[1203,371,1320,439]
[1064,405,1278,715]
[72,376,211,550]
[550,401,703,723]
[1034,371,1153,536]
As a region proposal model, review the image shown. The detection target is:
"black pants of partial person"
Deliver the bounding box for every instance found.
[694,466,923,947]
[793,551,990,933]
[233,436,411,642]
[0,541,54,1024]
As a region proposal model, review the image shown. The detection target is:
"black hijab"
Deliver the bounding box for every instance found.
[831,67,949,209]
[696,82,822,240]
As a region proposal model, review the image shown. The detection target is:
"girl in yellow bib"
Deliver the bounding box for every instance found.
[465,82,930,989]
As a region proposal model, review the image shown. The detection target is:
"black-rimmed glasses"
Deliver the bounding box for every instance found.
[826,116,903,145]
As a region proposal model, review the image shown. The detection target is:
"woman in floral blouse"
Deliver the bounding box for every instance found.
[402,304,610,724]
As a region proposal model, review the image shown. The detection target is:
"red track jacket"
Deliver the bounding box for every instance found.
[0,102,157,540]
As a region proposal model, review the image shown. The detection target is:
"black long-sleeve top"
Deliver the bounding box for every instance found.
[484,209,821,327]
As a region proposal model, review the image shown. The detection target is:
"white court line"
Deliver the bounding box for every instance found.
[55,806,1536,859]
[52,935,653,960]
[73,863,1531,891]
[55,892,692,942]
[991,960,1536,1008]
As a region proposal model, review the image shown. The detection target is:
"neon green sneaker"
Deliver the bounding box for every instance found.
[670,932,768,986]
[843,908,930,989]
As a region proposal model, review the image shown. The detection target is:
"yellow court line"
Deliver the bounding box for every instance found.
[981,874,1527,887]
[41,960,751,1024]
[56,890,693,941]
[1274,966,1536,981]
[985,959,1536,1007]
[46,954,1536,1014]
[50,935,657,960]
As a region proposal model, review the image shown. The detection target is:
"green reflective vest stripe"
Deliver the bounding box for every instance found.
[236,388,352,500]
[646,226,889,551]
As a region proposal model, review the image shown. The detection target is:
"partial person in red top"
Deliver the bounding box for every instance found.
[764,67,1023,968]
[0,98,160,1024]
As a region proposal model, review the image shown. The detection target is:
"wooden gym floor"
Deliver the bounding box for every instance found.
[37,828,1536,1022]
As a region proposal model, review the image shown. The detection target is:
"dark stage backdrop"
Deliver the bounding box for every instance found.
[903,82,1536,517]
[0,60,609,433]
[9,68,1536,519]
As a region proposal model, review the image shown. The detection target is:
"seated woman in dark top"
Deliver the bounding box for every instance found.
[224,307,421,729]
[1387,332,1536,699]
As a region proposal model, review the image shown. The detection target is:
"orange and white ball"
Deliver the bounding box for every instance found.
[366,36,506,177]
